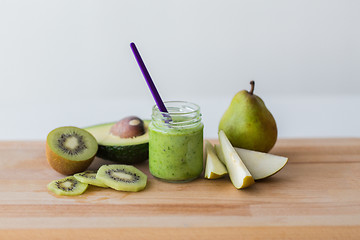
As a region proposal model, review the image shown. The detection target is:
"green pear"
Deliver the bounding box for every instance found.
[218,81,277,153]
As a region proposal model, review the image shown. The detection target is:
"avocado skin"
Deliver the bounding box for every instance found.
[96,142,149,164]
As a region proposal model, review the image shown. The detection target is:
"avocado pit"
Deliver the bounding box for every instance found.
[110,116,145,138]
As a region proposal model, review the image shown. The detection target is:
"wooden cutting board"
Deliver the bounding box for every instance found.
[1,139,360,239]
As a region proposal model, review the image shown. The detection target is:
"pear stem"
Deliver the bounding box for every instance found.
[249,81,255,95]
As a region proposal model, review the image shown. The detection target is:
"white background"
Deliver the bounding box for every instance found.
[0,0,359,140]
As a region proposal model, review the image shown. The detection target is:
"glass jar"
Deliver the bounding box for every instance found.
[149,101,204,182]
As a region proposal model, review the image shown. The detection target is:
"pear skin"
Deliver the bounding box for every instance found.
[218,81,277,153]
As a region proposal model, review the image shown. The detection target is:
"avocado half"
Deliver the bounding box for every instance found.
[84,120,149,164]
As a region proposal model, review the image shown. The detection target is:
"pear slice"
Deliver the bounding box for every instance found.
[216,144,288,180]
[204,141,228,179]
[218,130,255,189]
[234,147,288,180]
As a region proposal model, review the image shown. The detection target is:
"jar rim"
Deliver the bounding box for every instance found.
[151,101,202,128]
[152,101,200,115]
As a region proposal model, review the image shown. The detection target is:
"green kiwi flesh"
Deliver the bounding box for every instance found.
[47,176,88,196]
[96,164,147,192]
[74,171,108,188]
[46,126,98,175]
[47,126,98,161]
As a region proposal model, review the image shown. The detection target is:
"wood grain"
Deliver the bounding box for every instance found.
[0,139,360,239]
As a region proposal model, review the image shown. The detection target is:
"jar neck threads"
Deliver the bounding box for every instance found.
[151,101,202,129]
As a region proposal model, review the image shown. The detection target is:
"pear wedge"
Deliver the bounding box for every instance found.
[218,130,255,189]
[234,147,288,180]
[216,144,288,180]
[204,141,228,179]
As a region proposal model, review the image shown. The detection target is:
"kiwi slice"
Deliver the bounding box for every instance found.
[47,176,88,196]
[46,126,98,175]
[74,170,108,188]
[96,164,147,192]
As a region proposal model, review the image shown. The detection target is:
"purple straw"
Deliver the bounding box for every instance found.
[130,42,169,115]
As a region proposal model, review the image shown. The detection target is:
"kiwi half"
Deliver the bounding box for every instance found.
[96,164,147,192]
[46,126,98,175]
[74,171,108,188]
[47,176,88,196]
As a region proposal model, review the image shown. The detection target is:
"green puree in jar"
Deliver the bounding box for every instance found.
[149,120,203,182]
